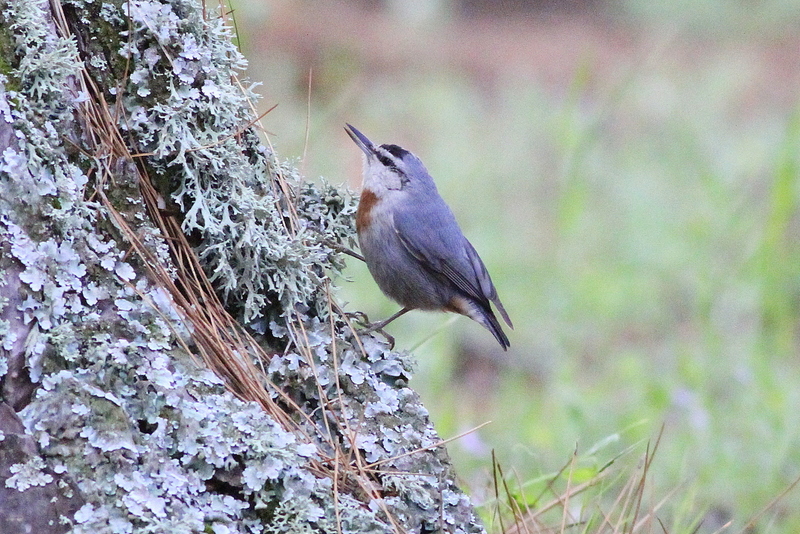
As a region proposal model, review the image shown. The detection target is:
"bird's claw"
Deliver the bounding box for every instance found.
[345,312,396,349]
[344,310,371,326]
[358,325,395,350]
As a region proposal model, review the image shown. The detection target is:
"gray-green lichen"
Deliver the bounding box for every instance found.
[0,0,486,533]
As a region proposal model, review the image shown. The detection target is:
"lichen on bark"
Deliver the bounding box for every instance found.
[0,0,487,533]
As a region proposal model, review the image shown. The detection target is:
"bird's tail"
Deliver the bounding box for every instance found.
[478,305,511,350]
[448,296,510,350]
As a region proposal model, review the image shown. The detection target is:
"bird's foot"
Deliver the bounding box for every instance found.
[344,310,371,326]
[346,308,411,350]
[343,313,395,349]
[361,327,396,350]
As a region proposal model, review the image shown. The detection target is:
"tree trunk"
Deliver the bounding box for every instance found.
[0,0,486,532]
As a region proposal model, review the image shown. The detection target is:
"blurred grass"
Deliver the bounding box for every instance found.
[236,1,800,531]
[617,0,800,37]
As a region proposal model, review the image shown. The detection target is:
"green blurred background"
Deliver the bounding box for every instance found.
[236,0,800,530]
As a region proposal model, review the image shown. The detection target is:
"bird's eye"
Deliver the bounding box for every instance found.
[378,154,400,173]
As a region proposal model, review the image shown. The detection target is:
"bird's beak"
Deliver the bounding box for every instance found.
[344,123,374,156]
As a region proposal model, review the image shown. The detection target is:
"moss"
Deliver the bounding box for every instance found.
[56,0,120,91]
[0,0,20,88]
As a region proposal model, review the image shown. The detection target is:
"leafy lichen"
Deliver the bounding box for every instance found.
[0,0,487,532]
[5,455,54,490]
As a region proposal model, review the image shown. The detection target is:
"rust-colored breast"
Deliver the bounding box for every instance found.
[356,188,379,233]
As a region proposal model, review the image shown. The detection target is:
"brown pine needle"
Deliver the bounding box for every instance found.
[739,471,800,533]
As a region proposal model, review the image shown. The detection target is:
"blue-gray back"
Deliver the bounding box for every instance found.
[392,191,498,305]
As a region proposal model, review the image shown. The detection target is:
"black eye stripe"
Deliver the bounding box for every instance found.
[381,144,409,159]
[375,145,410,185]
[377,153,399,171]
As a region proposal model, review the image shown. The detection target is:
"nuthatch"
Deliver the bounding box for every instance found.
[345,124,513,349]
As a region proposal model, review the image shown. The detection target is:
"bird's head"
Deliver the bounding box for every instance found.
[345,124,435,196]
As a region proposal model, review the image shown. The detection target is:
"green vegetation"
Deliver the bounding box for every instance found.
[239,1,800,530]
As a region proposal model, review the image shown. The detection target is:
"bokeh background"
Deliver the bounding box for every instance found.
[235,0,800,530]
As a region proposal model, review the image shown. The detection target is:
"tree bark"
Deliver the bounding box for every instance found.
[0,0,485,533]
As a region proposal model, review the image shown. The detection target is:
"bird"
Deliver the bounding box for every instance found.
[344,124,513,349]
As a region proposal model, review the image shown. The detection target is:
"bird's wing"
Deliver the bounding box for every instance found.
[463,238,512,328]
[392,201,493,305]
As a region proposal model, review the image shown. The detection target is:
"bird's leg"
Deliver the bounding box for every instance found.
[356,307,412,349]
[360,307,412,333]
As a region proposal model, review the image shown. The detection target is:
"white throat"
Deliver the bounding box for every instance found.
[362,156,404,194]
